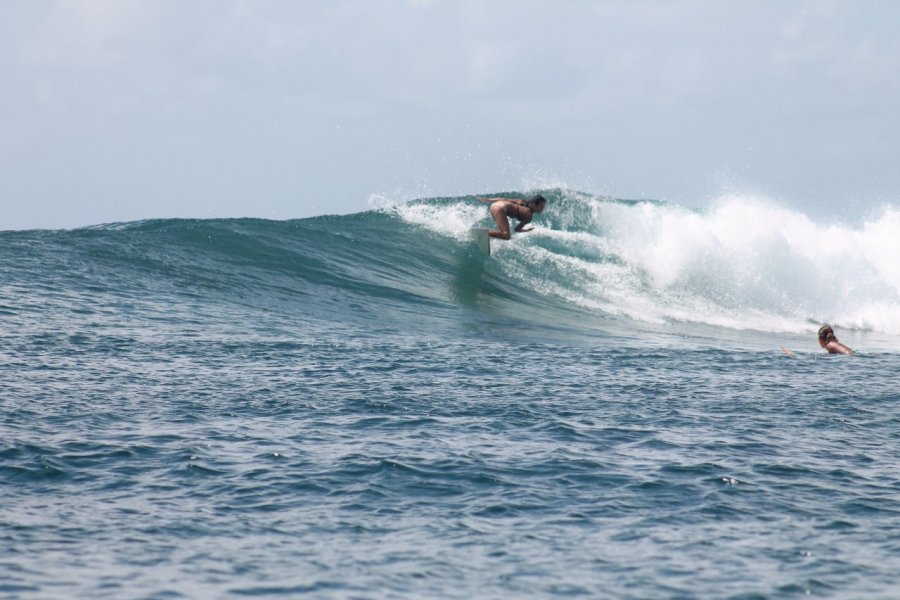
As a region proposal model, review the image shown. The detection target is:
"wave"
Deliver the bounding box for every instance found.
[390,189,900,335]
[3,189,900,337]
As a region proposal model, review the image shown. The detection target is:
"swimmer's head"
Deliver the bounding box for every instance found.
[529,194,547,213]
[818,324,836,347]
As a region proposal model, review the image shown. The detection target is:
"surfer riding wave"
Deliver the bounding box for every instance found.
[478,195,547,240]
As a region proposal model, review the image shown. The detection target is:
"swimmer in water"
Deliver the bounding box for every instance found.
[818,324,853,355]
[477,195,547,240]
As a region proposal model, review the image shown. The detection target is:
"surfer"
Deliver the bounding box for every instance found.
[477,195,547,240]
[818,324,853,355]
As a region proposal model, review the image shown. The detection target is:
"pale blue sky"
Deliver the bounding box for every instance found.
[2,0,899,230]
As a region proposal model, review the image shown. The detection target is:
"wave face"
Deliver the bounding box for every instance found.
[3,189,900,340]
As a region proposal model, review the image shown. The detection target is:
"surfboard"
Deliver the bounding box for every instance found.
[469,228,491,256]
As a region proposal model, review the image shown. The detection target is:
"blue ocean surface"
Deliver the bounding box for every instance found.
[3,190,900,598]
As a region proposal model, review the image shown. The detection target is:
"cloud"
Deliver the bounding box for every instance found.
[2,1,900,229]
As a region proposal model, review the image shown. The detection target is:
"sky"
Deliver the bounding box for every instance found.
[2,0,900,230]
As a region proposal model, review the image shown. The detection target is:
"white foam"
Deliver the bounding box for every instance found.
[597,195,900,333]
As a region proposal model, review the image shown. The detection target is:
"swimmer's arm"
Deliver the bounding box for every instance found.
[826,341,854,355]
[833,342,854,355]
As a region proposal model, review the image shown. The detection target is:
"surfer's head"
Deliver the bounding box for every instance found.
[818,324,836,347]
[529,195,547,213]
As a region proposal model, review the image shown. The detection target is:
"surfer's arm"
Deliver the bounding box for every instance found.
[514,214,533,232]
[477,197,524,205]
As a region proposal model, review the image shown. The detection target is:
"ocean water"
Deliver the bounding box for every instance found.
[3,190,900,598]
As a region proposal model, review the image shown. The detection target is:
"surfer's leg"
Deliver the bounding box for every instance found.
[489,204,511,240]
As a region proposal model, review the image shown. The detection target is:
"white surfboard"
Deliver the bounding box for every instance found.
[469,228,491,256]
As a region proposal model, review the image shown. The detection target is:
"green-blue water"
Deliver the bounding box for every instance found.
[3,190,900,598]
